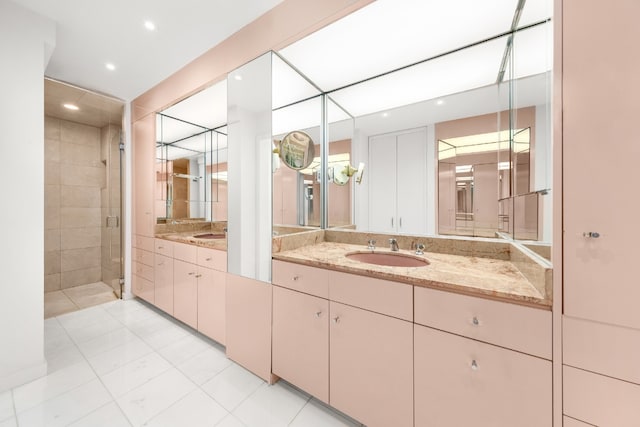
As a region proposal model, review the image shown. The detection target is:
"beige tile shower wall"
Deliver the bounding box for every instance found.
[44,116,104,290]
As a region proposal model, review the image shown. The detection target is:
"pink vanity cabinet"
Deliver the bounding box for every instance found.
[562,1,640,425]
[154,239,174,315]
[271,261,413,427]
[413,287,552,427]
[196,247,227,344]
[132,235,154,303]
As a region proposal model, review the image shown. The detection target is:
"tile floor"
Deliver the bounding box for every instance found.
[45,282,119,318]
[2,298,362,426]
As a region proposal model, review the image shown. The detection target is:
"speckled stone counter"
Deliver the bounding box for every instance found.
[273,230,552,308]
[155,221,227,251]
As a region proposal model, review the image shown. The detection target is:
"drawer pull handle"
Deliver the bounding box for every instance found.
[332,316,340,324]
[206,257,212,261]
[293,275,300,281]
[195,274,202,278]
[471,360,478,371]
[315,311,322,318]
[158,262,164,266]
[472,317,479,326]
[583,231,600,238]
[158,246,164,249]
[188,272,195,276]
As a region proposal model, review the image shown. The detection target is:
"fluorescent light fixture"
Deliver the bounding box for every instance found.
[498,161,511,170]
[105,63,116,71]
[144,20,156,31]
[439,128,528,156]
[63,103,79,111]
[455,165,473,173]
[272,54,320,109]
[278,0,519,91]
[329,35,508,117]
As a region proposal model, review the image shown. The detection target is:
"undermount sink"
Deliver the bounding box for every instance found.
[192,233,226,239]
[345,251,429,267]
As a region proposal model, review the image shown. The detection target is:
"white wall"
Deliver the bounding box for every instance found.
[0,0,55,391]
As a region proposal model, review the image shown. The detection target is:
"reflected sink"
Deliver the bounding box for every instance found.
[192,233,226,239]
[345,251,429,267]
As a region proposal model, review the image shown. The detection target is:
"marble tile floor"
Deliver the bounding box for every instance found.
[45,282,119,319]
[2,298,362,426]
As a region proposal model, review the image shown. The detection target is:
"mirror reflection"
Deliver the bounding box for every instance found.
[155,80,228,224]
[272,0,552,249]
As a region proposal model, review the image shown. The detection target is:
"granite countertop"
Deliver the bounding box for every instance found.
[272,241,550,308]
[156,231,227,251]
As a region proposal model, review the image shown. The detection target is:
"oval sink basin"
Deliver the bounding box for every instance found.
[346,251,429,267]
[192,233,226,239]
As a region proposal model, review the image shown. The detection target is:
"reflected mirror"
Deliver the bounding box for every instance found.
[275,0,552,249]
[155,80,228,224]
[276,131,315,170]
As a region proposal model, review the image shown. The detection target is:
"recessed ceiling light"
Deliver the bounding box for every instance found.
[144,20,156,31]
[63,103,79,111]
[105,63,116,71]
[436,99,445,106]
[234,75,243,81]
[382,112,389,118]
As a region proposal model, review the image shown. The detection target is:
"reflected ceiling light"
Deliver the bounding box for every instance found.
[144,20,156,31]
[436,99,445,105]
[105,63,116,71]
[382,112,389,118]
[234,75,243,81]
[456,165,473,173]
[63,103,79,111]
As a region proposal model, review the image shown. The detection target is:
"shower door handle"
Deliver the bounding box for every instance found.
[106,216,119,228]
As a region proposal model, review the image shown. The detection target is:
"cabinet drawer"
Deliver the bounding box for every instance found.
[197,247,226,271]
[414,286,551,359]
[272,260,328,299]
[134,234,154,252]
[154,239,173,257]
[133,261,154,282]
[173,242,197,264]
[154,253,174,314]
[132,274,154,304]
[133,248,154,267]
[564,315,640,384]
[415,325,551,427]
[564,366,640,426]
[329,271,412,321]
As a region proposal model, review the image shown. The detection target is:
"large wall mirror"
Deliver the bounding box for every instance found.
[272,0,552,256]
[155,80,228,224]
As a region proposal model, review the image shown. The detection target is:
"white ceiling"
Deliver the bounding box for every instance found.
[13,0,284,101]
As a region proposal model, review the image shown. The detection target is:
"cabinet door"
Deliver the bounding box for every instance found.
[197,266,226,344]
[415,325,551,427]
[173,259,198,329]
[330,302,413,427]
[473,162,499,233]
[272,286,329,403]
[132,274,154,304]
[132,115,155,237]
[563,0,640,329]
[396,128,427,234]
[368,134,397,233]
[154,254,173,315]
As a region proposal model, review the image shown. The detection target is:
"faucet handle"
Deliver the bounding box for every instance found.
[415,243,425,255]
[367,239,376,250]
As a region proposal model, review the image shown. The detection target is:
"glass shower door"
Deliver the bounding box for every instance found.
[102,124,123,298]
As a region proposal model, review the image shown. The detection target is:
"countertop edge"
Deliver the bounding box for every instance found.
[272,254,552,310]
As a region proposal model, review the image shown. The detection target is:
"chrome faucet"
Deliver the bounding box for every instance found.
[367,239,376,250]
[389,238,399,252]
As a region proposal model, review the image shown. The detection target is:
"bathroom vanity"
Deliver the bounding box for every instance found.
[269,229,552,427]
